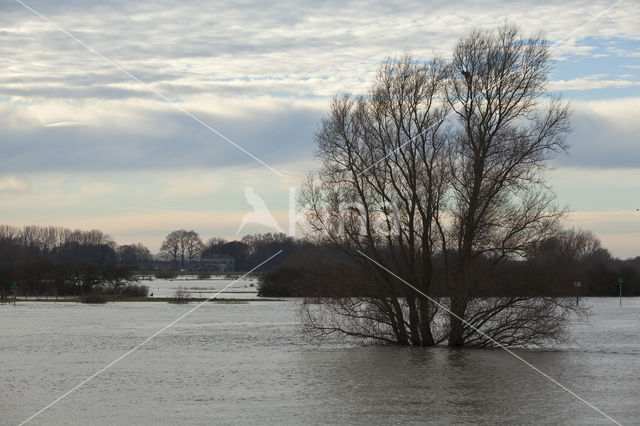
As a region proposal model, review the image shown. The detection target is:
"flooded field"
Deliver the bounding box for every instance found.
[1,298,638,425]
[144,275,260,299]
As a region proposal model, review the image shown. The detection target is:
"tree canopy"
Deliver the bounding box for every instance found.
[300,24,578,347]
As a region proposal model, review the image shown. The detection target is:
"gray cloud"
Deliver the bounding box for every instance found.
[4,0,638,102]
[557,99,640,169]
[0,101,322,172]
[4,96,637,174]
[1,0,638,174]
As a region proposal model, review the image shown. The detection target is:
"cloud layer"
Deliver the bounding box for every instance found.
[1,0,638,172]
[1,0,639,257]
[0,97,323,172]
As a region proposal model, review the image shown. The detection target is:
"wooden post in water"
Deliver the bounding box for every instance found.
[573,281,581,306]
[618,277,623,307]
[11,282,17,306]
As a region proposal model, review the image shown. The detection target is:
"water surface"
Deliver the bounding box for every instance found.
[1,298,638,425]
[146,275,259,299]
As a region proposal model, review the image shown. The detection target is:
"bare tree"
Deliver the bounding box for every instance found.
[301,54,450,345]
[160,229,204,269]
[301,25,578,348]
[444,25,572,346]
[117,243,153,269]
[160,230,182,269]
[184,230,204,263]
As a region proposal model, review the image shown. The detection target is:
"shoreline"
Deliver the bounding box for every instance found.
[1,296,286,304]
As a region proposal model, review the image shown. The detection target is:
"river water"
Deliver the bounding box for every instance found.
[145,276,260,299]
[1,298,638,425]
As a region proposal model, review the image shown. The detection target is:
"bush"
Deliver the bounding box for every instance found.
[257,263,373,298]
[197,272,211,280]
[155,270,178,279]
[258,268,305,297]
[120,284,149,297]
[80,294,108,304]
[168,286,191,304]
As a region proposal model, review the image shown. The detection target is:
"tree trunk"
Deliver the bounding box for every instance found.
[418,298,435,346]
[407,296,423,345]
[448,293,467,347]
[391,298,409,345]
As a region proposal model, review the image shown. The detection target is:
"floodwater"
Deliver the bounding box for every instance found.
[1,298,638,425]
[145,276,260,299]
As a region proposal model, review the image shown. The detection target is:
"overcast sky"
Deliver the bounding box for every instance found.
[1,0,639,257]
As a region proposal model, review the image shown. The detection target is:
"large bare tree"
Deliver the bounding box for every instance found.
[444,25,572,346]
[301,25,578,347]
[301,55,450,345]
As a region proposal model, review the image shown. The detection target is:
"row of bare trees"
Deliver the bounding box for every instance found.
[159,229,204,269]
[0,225,140,298]
[0,225,114,251]
[203,232,304,271]
[299,25,579,347]
[159,230,302,271]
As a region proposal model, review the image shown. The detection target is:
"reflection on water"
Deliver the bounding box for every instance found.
[1,298,638,425]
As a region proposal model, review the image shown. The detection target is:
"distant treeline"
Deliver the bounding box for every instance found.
[201,233,311,271]
[1,225,638,300]
[157,229,312,271]
[0,225,146,299]
[0,225,309,299]
[258,231,640,298]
